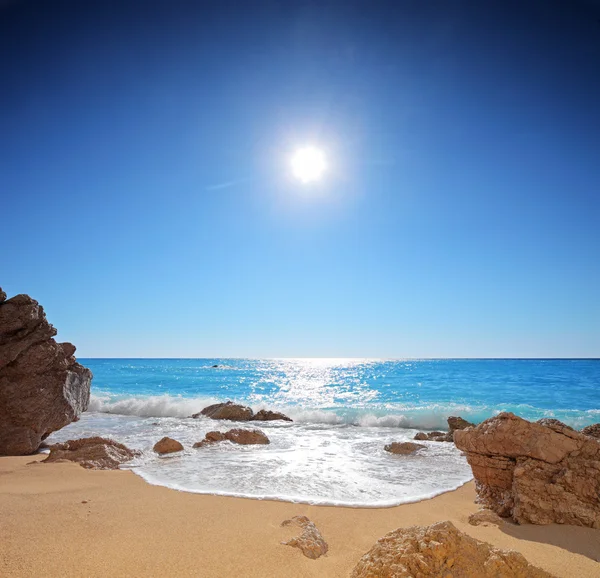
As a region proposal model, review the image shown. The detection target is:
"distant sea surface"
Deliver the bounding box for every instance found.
[47,358,600,507]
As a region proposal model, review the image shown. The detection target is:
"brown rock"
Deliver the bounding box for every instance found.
[194,428,269,447]
[350,521,552,578]
[384,442,425,455]
[581,423,600,439]
[43,437,139,470]
[413,430,452,442]
[153,437,184,454]
[0,290,92,455]
[448,415,475,433]
[192,401,254,421]
[455,412,600,527]
[281,516,328,559]
[468,509,504,527]
[252,409,293,422]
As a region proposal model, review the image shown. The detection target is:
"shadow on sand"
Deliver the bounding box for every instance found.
[499,520,600,562]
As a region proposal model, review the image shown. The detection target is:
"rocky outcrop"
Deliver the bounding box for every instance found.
[192,401,293,422]
[43,437,139,469]
[192,401,254,421]
[581,423,600,439]
[193,428,270,447]
[384,441,425,455]
[252,409,292,422]
[454,412,600,528]
[281,516,328,559]
[0,289,92,455]
[153,437,184,454]
[350,521,552,578]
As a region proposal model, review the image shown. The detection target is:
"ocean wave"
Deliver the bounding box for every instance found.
[86,393,600,429]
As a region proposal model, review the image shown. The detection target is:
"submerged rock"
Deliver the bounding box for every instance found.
[153,437,184,454]
[0,289,92,455]
[384,441,425,455]
[281,516,328,559]
[252,409,293,422]
[194,428,269,447]
[192,401,254,421]
[43,437,138,470]
[455,412,600,527]
[351,521,552,577]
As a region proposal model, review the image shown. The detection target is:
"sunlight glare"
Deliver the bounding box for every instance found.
[291,147,327,183]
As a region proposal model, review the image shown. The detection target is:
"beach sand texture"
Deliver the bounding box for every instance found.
[1,455,599,577]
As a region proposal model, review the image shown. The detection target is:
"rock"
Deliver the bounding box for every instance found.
[153,437,184,454]
[455,412,600,527]
[384,442,425,455]
[194,428,269,447]
[281,516,328,559]
[43,437,139,470]
[413,430,451,442]
[581,423,600,439]
[0,290,92,455]
[252,409,293,422]
[211,364,219,368]
[351,521,552,578]
[0,288,6,303]
[192,401,254,421]
[468,509,504,527]
[448,415,475,433]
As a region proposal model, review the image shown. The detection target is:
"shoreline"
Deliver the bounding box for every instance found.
[1,455,599,577]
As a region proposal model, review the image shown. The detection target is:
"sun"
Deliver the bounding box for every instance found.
[291,147,327,183]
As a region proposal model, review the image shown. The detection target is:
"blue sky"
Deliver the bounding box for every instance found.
[1,0,599,358]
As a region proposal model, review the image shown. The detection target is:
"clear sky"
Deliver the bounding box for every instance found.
[1,0,599,358]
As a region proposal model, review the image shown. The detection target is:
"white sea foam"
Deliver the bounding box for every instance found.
[48,411,474,507]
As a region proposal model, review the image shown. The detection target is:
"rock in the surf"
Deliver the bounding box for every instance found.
[252,409,293,422]
[0,289,92,455]
[281,516,328,559]
[194,428,269,447]
[43,437,139,470]
[413,416,475,444]
[448,415,475,433]
[454,412,600,527]
[350,521,552,578]
[153,437,184,454]
[384,441,425,455]
[193,401,254,421]
[581,423,600,439]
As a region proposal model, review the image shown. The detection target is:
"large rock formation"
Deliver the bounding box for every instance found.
[454,412,600,528]
[192,401,292,422]
[43,437,139,469]
[193,428,270,447]
[0,289,92,455]
[281,516,328,559]
[581,423,600,439]
[350,521,552,577]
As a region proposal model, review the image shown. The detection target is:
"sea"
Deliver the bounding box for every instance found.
[46,358,600,507]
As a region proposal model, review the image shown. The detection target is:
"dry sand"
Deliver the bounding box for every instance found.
[1,455,599,577]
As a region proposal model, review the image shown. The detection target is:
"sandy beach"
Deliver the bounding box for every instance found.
[1,455,598,578]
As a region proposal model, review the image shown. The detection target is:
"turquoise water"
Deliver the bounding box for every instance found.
[48,358,600,506]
